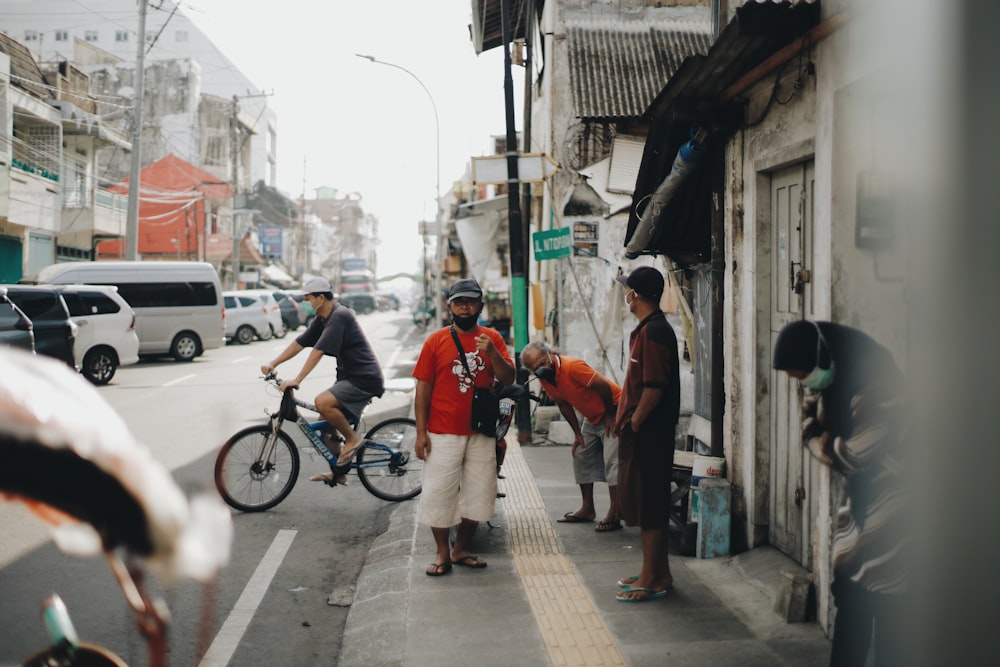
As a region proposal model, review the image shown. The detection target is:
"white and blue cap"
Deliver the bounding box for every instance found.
[300,277,332,294]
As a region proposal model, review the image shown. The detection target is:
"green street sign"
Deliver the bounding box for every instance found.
[532,227,572,260]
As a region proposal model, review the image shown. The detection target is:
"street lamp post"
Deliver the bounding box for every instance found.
[355,54,441,321]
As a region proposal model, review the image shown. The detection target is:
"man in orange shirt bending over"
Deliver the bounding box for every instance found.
[522,342,623,532]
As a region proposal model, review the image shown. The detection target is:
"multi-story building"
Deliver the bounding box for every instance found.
[0,0,277,190]
[0,34,130,280]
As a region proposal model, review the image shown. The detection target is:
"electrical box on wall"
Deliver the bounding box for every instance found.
[855,171,894,250]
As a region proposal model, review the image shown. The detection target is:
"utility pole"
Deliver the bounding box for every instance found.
[501,1,527,350]
[515,0,536,441]
[299,158,308,279]
[230,95,240,288]
[124,0,147,260]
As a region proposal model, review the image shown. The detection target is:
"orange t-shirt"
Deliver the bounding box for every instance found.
[413,325,514,435]
[537,355,621,425]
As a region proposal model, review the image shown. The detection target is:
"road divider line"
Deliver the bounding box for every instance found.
[230,356,252,364]
[198,529,297,667]
[163,374,195,387]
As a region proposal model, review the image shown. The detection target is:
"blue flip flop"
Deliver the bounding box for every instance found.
[616,586,670,602]
[616,575,640,589]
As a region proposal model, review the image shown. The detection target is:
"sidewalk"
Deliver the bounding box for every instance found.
[338,437,831,666]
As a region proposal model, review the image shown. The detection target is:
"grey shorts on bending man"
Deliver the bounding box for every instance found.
[328,379,375,426]
[572,416,620,486]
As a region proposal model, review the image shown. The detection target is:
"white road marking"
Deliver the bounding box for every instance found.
[163,374,195,387]
[198,529,298,667]
[230,356,252,364]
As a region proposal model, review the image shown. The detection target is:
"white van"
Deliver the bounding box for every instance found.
[33,261,224,361]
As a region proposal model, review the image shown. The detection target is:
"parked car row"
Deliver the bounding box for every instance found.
[0,284,139,385]
[222,289,310,345]
[2,261,337,383]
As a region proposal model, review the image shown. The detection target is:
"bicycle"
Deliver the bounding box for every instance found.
[214,372,422,511]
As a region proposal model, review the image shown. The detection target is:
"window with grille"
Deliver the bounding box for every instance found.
[24,30,38,41]
[85,31,98,42]
[55,31,68,41]
[115,31,129,43]
[22,125,61,180]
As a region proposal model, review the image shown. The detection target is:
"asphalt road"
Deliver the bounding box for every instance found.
[0,308,425,666]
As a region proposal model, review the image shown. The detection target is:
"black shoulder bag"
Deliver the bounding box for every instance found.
[450,326,500,437]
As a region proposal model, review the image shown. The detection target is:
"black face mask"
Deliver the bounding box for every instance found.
[533,366,556,384]
[452,313,478,330]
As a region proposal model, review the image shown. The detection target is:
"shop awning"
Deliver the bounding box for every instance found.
[624,0,822,266]
[469,0,534,55]
[261,264,295,287]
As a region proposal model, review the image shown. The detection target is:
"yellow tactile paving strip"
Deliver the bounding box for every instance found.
[501,437,627,666]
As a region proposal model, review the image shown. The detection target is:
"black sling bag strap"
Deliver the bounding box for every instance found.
[450,326,499,437]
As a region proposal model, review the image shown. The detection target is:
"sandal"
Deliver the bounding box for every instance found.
[615,586,670,602]
[453,555,488,569]
[336,441,363,467]
[595,520,623,532]
[425,562,452,577]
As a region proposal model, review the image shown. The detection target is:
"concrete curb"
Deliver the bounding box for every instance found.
[337,499,417,667]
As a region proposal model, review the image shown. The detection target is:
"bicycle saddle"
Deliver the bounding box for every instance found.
[495,382,530,401]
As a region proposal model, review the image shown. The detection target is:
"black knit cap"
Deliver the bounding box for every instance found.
[616,266,664,301]
[772,320,830,371]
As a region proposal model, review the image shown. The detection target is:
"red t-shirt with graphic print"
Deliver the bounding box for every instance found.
[413,325,514,435]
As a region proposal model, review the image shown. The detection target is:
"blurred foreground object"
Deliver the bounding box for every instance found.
[0,347,232,666]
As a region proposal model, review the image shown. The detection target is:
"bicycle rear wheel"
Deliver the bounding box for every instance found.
[357,418,422,501]
[214,425,300,512]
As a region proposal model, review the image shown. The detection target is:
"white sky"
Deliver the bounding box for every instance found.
[181,0,525,277]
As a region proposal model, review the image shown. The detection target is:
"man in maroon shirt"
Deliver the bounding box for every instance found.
[613,266,680,602]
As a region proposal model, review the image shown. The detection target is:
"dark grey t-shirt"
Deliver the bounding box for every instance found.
[295,304,384,396]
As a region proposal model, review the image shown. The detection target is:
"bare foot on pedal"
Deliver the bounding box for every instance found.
[309,472,348,486]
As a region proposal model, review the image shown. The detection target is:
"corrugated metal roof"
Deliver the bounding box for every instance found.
[568,21,713,120]
[0,32,53,101]
[470,0,533,55]
[624,0,824,264]
[641,0,821,120]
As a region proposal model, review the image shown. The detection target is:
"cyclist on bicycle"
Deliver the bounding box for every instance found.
[262,277,384,482]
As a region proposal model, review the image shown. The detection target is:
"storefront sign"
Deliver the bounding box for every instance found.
[532,226,572,260]
[573,221,598,257]
[258,226,283,259]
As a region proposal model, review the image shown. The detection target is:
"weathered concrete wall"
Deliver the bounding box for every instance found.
[724,5,906,634]
[726,50,820,559]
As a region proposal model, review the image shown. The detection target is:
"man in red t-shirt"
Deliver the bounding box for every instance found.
[613,266,680,602]
[522,342,623,532]
[413,278,515,577]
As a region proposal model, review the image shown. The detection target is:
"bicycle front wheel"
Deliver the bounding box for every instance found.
[214,425,300,512]
[357,418,422,502]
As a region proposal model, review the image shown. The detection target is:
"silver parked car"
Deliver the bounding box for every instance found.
[239,289,286,339]
[223,291,272,345]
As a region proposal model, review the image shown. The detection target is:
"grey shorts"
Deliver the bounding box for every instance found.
[572,417,619,486]
[327,379,375,424]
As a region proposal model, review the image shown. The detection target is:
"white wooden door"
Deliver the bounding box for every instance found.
[768,161,821,569]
